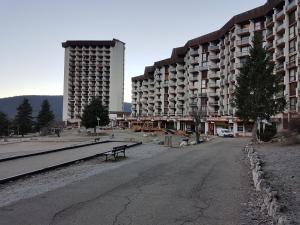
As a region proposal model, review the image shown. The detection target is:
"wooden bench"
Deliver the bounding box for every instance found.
[104,145,127,161]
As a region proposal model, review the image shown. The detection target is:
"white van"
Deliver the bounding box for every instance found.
[216,128,234,137]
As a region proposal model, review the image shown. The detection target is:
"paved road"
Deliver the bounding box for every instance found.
[0,141,134,182]
[0,138,251,225]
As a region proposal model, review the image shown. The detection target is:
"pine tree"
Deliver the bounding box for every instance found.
[15,98,33,136]
[36,99,54,131]
[234,33,286,141]
[81,98,109,131]
[0,111,10,136]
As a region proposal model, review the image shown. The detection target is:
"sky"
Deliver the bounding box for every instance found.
[0,0,266,102]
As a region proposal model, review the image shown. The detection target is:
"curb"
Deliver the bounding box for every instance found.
[244,145,293,225]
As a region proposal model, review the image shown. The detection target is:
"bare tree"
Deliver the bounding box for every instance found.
[191,106,206,144]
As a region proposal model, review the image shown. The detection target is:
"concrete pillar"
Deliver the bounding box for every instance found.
[233,122,238,136]
[177,121,180,130]
[205,122,209,135]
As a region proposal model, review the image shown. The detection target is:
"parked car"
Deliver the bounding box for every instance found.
[216,128,234,137]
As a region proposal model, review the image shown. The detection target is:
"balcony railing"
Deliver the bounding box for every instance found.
[275,9,285,20]
[208,44,220,51]
[286,0,296,11]
[190,49,199,56]
[236,28,250,35]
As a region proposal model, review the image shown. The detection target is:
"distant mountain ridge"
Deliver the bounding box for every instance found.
[0,95,132,120]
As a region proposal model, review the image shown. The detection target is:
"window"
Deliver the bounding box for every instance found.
[201,79,207,89]
[289,11,296,25]
[241,36,249,41]
[201,52,209,62]
[254,22,263,30]
[289,39,296,53]
[289,25,296,39]
[241,46,249,53]
[237,123,244,132]
[289,69,296,82]
[290,98,297,111]
[289,55,296,64]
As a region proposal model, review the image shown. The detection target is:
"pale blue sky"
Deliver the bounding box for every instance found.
[0,0,265,102]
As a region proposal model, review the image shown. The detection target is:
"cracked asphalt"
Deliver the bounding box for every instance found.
[0,138,252,225]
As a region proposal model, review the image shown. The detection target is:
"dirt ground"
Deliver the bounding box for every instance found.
[256,142,300,224]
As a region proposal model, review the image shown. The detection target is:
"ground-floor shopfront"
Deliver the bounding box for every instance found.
[117,112,300,137]
[125,116,253,137]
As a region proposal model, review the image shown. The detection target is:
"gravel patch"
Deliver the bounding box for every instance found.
[256,143,300,224]
[0,144,167,207]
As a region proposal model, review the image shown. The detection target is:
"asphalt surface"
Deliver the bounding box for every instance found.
[0,138,251,225]
[0,141,134,182]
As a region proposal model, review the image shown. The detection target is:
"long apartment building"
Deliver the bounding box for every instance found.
[62,39,125,124]
[131,0,300,136]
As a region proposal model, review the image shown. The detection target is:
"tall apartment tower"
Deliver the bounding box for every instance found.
[131,0,300,136]
[62,39,125,124]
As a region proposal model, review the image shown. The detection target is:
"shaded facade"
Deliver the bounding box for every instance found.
[131,0,300,136]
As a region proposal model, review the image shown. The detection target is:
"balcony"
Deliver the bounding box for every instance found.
[236,51,249,58]
[169,73,176,80]
[209,63,220,70]
[207,92,218,97]
[189,84,198,90]
[208,72,220,79]
[177,96,185,101]
[169,66,176,73]
[286,60,297,69]
[236,28,250,35]
[190,48,199,56]
[169,81,177,87]
[236,38,250,46]
[188,66,200,73]
[189,101,197,107]
[266,30,275,40]
[266,42,275,52]
[235,62,245,69]
[275,50,285,60]
[199,92,208,97]
[189,93,197,98]
[189,75,198,82]
[177,64,185,72]
[276,37,285,47]
[169,96,176,102]
[177,88,185,94]
[162,81,169,87]
[177,80,185,86]
[209,54,220,61]
[208,100,219,106]
[208,81,220,88]
[208,44,220,52]
[177,72,185,79]
[286,0,296,12]
[199,64,208,71]
[266,17,274,28]
[276,63,285,74]
[276,23,285,34]
[155,76,162,82]
[190,57,199,65]
[169,103,176,109]
[275,9,285,21]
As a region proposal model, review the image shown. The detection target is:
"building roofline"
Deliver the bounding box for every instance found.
[62,39,125,48]
[132,0,283,80]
